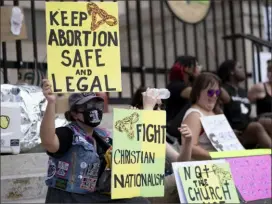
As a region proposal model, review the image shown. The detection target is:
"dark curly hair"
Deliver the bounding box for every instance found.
[130,86,147,109]
[217,60,237,83]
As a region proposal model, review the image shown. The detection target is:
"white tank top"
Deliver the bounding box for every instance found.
[183,108,216,151]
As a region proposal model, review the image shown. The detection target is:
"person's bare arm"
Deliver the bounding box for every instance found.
[40,79,60,153]
[165,143,179,162]
[182,113,211,160]
[181,87,192,99]
[248,83,265,102]
[220,87,231,104]
[177,124,193,161]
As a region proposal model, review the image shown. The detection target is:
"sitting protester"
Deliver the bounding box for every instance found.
[248,59,272,117]
[40,79,149,203]
[165,56,201,124]
[248,59,272,137]
[218,60,272,148]
[182,72,222,160]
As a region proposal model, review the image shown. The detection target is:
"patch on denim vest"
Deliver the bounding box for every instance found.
[56,161,70,178]
[47,159,56,180]
[79,162,100,192]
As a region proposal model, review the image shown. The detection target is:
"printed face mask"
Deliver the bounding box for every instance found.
[79,108,103,127]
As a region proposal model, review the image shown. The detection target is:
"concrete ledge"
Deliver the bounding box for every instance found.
[1,173,47,202]
[1,153,48,202]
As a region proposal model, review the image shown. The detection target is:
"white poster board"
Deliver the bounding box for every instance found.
[200,114,244,151]
[172,160,226,204]
[254,52,272,83]
[0,102,21,154]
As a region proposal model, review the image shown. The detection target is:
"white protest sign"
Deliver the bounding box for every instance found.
[0,102,21,154]
[200,114,244,151]
[172,160,226,204]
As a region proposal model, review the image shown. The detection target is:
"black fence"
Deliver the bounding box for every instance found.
[1,0,272,104]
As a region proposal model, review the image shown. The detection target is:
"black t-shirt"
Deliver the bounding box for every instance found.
[166,80,190,122]
[222,84,251,131]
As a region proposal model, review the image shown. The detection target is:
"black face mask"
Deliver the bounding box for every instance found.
[78,108,103,127]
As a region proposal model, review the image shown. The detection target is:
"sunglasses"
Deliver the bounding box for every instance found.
[207,89,221,97]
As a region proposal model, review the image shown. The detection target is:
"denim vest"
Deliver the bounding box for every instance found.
[45,123,110,194]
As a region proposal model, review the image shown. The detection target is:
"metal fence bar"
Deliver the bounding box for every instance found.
[249,0,257,83]
[136,0,145,87]
[160,1,168,86]
[212,0,219,69]
[125,0,134,97]
[256,0,263,43]
[13,0,23,72]
[193,24,199,62]
[0,0,8,83]
[239,0,248,90]
[30,0,38,69]
[221,0,228,59]
[171,16,178,59]
[203,19,209,71]
[265,0,271,51]
[148,0,157,88]
[182,23,188,55]
[229,0,237,60]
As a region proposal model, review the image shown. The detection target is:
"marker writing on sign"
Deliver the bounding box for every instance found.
[183,165,232,203]
[136,124,166,144]
[113,149,155,164]
[47,9,119,92]
[209,133,224,151]
[51,74,116,92]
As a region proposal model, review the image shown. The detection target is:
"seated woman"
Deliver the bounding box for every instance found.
[218,60,272,148]
[182,72,222,160]
[131,86,193,203]
[248,59,272,136]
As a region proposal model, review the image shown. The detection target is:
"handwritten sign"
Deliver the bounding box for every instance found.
[200,114,244,151]
[177,162,239,203]
[111,108,166,199]
[226,155,272,201]
[45,2,121,93]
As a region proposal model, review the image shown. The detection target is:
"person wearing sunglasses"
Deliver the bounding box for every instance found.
[181,72,223,160]
[218,60,271,149]
[40,79,149,203]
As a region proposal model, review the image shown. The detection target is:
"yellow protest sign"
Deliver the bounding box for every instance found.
[178,163,240,203]
[210,149,272,159]
[111,108,166,199]
[45,2,121,93]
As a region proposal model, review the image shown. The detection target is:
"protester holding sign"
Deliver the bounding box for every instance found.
[218,60,272,148]
[181,73,222,160]
[131,87,193,203]
[40,79,149,203]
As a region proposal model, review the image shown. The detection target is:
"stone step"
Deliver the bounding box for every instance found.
[2,198,45,203]
[1,153,48,203]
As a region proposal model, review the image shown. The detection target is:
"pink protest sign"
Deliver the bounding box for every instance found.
[226,155,272,201]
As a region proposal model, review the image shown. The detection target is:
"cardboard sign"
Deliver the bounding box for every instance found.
[173,161,240,203]
[200,114,244,151]
[210,149,272,159]
[45,2,121,93]
[226,155,272,201]
[0,102,21,154]
[111,108,166,199]
[0,6,27,42]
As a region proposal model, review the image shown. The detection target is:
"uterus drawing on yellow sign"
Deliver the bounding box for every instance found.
[0,102,21,155]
